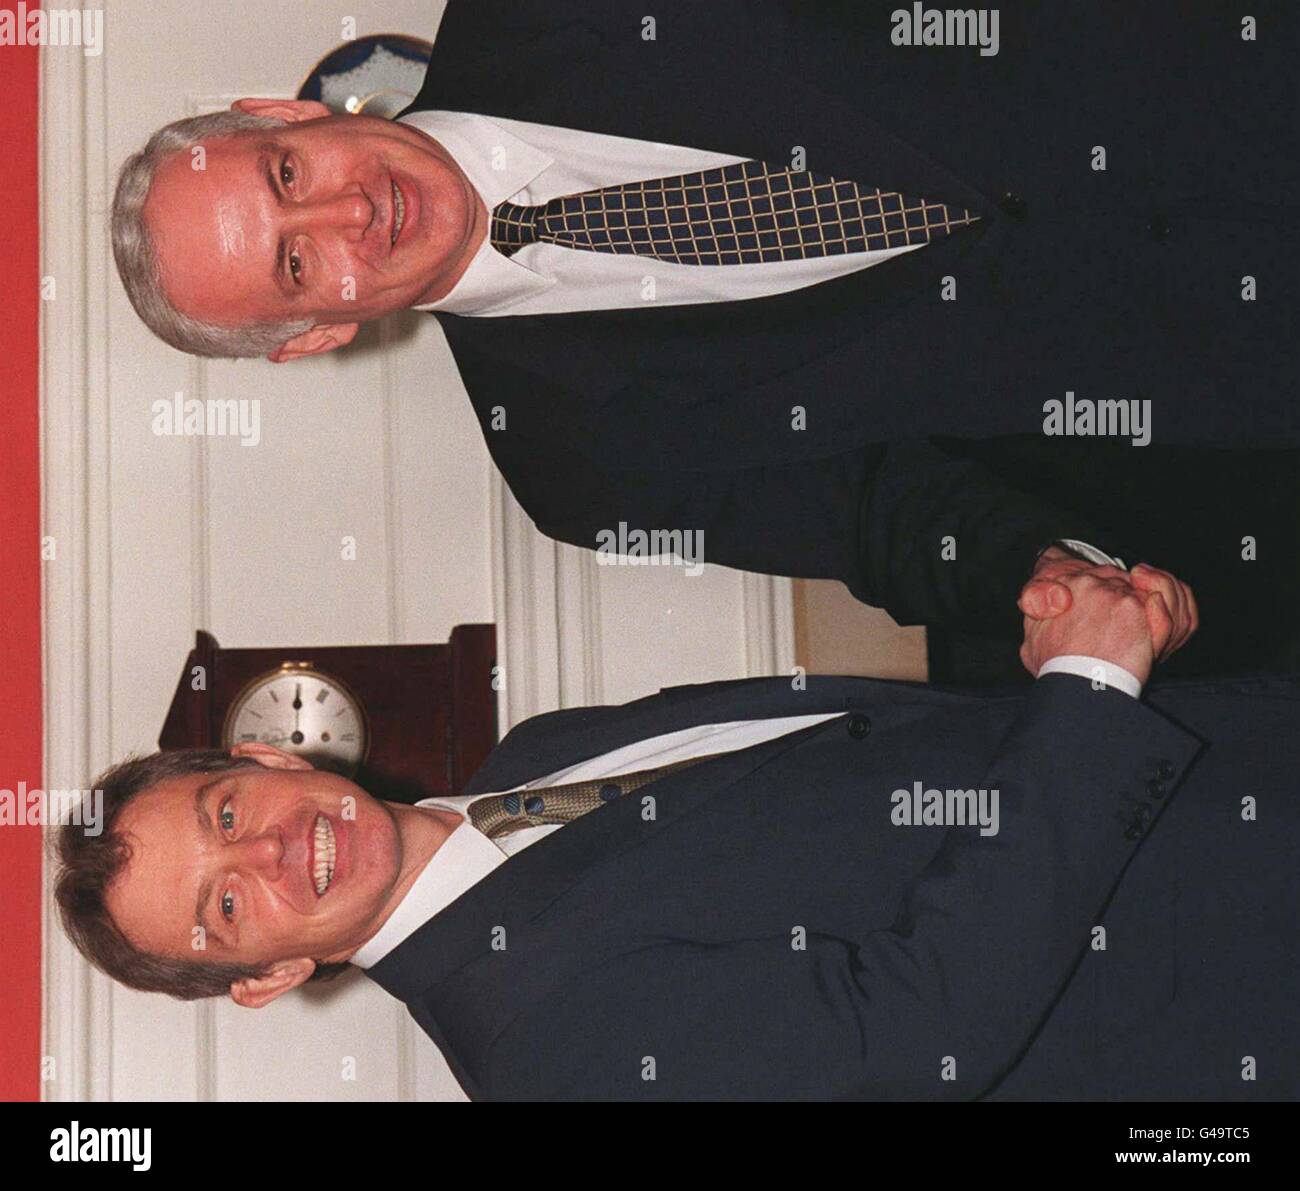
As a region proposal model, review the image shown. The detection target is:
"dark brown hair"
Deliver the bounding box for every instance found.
[54,750,347,1000]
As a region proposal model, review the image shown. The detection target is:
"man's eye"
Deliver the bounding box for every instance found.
[219,801,235,832]
[220,891,236,921]
[280,158,295,188]
[289,251,303,281]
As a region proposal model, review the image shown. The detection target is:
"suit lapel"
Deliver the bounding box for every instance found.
[462,675,879,797]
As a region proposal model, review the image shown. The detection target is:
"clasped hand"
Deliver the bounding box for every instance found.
[1018,548,1199,687]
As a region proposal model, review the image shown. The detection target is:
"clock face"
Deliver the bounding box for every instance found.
[222,665,368,774]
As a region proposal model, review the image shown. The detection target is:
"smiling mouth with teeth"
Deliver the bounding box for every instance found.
[391,179,405,246]
[312,813,337,896]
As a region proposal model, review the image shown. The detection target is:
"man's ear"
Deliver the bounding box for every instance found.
[231,97,332,123]
[230,958,316,1009]
[267,322,359,363]
[230,741,314,770]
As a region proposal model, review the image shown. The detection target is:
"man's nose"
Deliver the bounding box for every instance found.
[235,829,284,876]
[289,188,374,236]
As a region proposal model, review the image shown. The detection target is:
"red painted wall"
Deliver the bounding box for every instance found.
[0,0,45,1102]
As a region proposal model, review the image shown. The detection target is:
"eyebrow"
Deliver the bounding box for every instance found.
[256,144,291,291]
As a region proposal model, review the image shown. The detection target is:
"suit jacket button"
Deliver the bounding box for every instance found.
[1156,760,1175,780]
[846,713,872,739]
[999,191,1028,220]
[1146,778,1167,799]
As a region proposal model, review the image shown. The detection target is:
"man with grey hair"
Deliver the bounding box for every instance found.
[109,1,1298,681]
[112,110,314,359]
[112,103,480,359]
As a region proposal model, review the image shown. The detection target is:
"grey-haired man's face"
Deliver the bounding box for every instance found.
[144,100,485,360]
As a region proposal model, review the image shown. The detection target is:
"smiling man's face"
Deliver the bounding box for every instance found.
[143,99,486,361]
[104,745,415,1004]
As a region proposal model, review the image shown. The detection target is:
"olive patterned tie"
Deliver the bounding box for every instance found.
[490,158,979,264]
[468,753,725,840]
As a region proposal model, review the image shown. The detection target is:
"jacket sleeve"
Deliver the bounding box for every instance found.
[509,430,1132,638]
[481,675,1202,1100]
[854,438,1136,635]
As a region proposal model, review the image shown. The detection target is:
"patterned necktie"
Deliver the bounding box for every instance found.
[490,159,978,265]
[468,753,724,840]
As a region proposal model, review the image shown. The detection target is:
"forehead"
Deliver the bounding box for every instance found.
[106,775,214,957]
[143,134,281,322]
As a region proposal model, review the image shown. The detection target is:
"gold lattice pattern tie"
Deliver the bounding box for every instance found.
[468,753,725,840]
[490,158,979,264]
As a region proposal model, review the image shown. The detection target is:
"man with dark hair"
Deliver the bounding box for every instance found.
[108,1,1299,678]
[54,571,1298,1098]
[54,748,369,1002]
[55,751,272,999]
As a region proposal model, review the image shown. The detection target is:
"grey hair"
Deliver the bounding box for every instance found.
[111,111,316,359]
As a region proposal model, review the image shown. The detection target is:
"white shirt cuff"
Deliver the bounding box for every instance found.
[1036,655,1143,698]
[1055,538,1127,570]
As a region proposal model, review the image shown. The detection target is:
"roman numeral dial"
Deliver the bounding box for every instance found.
[221,664,368,774]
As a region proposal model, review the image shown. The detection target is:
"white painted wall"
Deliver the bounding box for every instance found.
[42,0,792,1102]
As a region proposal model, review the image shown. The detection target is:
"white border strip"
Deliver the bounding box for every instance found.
[40,29,114,1103]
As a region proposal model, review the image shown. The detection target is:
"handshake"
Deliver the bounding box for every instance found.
[1018,547,1200,688]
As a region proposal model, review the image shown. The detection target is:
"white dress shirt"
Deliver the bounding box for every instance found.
[350,667,1138,968]
[400,109,926,317]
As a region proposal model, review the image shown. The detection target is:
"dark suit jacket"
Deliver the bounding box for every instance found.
[365,672,1300,1099]
[404,1,1299,635]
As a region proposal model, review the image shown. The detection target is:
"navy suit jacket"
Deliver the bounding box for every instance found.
[403,1,1300,636]
[366,672,1300,1099]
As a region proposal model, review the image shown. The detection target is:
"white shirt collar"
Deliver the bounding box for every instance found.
[350,818,505,969]
[398,110,556,315]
